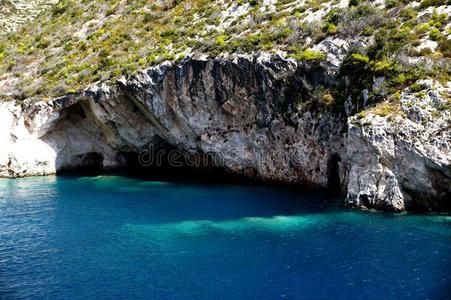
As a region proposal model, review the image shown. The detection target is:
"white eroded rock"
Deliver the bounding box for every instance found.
[345,82,450,211]
[0,56,449,212]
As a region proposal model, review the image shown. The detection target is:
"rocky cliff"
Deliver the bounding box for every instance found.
[0,54,449,212]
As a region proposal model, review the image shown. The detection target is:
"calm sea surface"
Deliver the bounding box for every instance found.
[0,175,450,299]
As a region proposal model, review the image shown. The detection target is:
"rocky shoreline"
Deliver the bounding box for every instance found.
[0,54,450,212]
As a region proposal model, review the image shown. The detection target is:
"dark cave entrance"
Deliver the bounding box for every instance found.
[113,139,250,184]
[52,101,251,183]
[64,152,104,174]
[327,154,341,195]
[64,101,87,121]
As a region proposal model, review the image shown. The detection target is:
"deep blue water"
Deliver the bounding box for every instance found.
[0,175,450,300]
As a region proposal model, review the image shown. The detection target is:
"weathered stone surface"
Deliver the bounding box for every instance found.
[345,82,450,211]
[0,55,449,212]
[0,101,57,177]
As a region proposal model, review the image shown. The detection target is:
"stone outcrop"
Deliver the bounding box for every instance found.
[0,55,449,212]
[345,80,450,211]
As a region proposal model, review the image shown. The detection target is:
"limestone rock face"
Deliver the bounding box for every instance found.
[0,101,57,177]
[120,56,345,185]
[0,55,449,212]
[345,82,450,211]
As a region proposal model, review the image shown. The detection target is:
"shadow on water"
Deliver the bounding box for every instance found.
[55,147,347,215]
[54,165,451,219]
[1,168,450,299]
[57,170,344,215]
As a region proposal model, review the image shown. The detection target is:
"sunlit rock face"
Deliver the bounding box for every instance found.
[119,55,345,186]
[0,102,57,177]
[0,55,449,212]
[345,81,451,212]
[1,55,345,185]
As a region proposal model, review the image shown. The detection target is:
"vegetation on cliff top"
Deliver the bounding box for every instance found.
[0,0,449,102]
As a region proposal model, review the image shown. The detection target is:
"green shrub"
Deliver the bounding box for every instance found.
[52,0,70,16]
[429,28,443,41]
[351,53,370,63]
[438,39,451,57]
[373,59,398,75]
[415,23,430,35]
[291,49,326,61]
[410,83,424,92]
[215,35,227,47]
[419,0,446,9]
[385,0,400,8]
[401,7,417,20]
[0,0,449,101]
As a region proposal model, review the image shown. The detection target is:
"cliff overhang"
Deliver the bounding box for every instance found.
[0,54,449,212]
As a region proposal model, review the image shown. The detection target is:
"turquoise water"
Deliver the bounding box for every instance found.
[0,175,450,300]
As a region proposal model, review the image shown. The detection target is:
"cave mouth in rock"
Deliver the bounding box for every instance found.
[58,152,105,176]
[327,154,341,195]
[112,145,252,184]
[51,103,242,183]
[64,101,87,121]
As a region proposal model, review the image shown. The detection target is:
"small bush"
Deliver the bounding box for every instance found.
[351,53,370,63]
[0,0,449,101]
[419,0,446,9]
[429,28,443,41]
[292,49,325,61]
[438,39,451,57]
[409,83,424,92]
